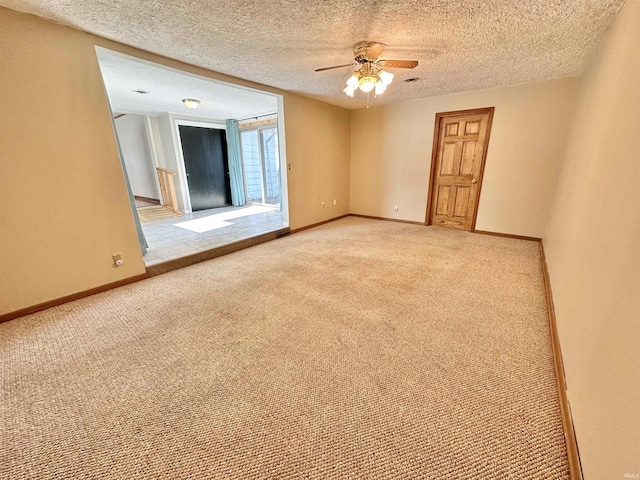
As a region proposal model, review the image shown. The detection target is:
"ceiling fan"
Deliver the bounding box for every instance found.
[315,41,418,97]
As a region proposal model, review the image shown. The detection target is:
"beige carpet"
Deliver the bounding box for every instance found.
[0,217,569,479]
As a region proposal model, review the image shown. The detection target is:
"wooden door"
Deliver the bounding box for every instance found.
[426,108,494,231]
[179,125,232,211]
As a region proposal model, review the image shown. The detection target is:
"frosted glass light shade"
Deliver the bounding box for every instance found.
[358,75,378,92]
[346,74,359,88]
[379,70,394,85]
[375,82,387,95]
[182,98,201,109]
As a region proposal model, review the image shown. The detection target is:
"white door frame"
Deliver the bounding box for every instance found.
[276,97,289,226]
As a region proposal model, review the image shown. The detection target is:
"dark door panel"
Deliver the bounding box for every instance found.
[179,126,231,211]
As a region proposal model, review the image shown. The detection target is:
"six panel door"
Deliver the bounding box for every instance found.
[429,110,492,230]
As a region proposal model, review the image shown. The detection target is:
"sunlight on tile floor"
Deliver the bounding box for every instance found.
[140,204,286,266]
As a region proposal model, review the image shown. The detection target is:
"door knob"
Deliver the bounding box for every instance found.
[471,179,477,184]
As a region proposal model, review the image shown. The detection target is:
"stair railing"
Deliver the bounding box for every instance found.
[156,168,182,215]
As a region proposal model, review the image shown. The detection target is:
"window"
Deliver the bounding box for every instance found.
[240,126,280,206]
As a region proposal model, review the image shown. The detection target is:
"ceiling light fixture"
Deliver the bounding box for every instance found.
[344,63,394,97]
[182,98,201,109]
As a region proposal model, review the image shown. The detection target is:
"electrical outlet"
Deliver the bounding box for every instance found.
[333,199,337,205]
[112,254,124,267]
[394,206,399,212]
[322,201,325,207]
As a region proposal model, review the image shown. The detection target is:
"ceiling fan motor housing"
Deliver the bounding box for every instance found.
[354,41,383,63]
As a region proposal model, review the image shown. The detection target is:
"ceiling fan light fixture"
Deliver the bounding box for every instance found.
[317,41,418,99]
[378,70,394,85]
[182,98,200,109]
[358,75,378,93]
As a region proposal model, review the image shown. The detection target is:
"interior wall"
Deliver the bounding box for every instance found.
[0,7,147,315]
[0,7,351,316]
[350,77,578,237]
[114,114,158,200]
[543,1,640,477]
[147,116,167,170]
[285,94,351,229]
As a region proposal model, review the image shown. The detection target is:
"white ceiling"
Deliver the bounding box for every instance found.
[2,0,626,110]
[96,49,277,120]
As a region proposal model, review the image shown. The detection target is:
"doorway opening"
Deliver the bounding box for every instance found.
[96,48,289,267]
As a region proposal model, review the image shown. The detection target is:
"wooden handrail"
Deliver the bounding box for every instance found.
[156,168,181,215]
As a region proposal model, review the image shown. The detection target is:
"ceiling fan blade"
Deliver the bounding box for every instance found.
[366,43,386,60]
[315,63,356,72]
[378,60,419,69]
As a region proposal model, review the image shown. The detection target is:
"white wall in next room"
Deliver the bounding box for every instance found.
[114,114,159,200]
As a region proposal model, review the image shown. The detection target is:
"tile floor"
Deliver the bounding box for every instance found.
[140,204,287,266]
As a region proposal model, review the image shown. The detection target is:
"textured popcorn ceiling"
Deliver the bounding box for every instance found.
[97,49,277,120]
[2,0,626,109]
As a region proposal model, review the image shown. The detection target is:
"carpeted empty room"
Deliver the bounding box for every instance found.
[0,217,569,478]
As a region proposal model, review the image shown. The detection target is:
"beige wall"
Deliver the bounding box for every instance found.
[544,1,640,478]
[284,94,351,229]
[350,77,578,237]
[0,7,350,316]
[0,8,146,315]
